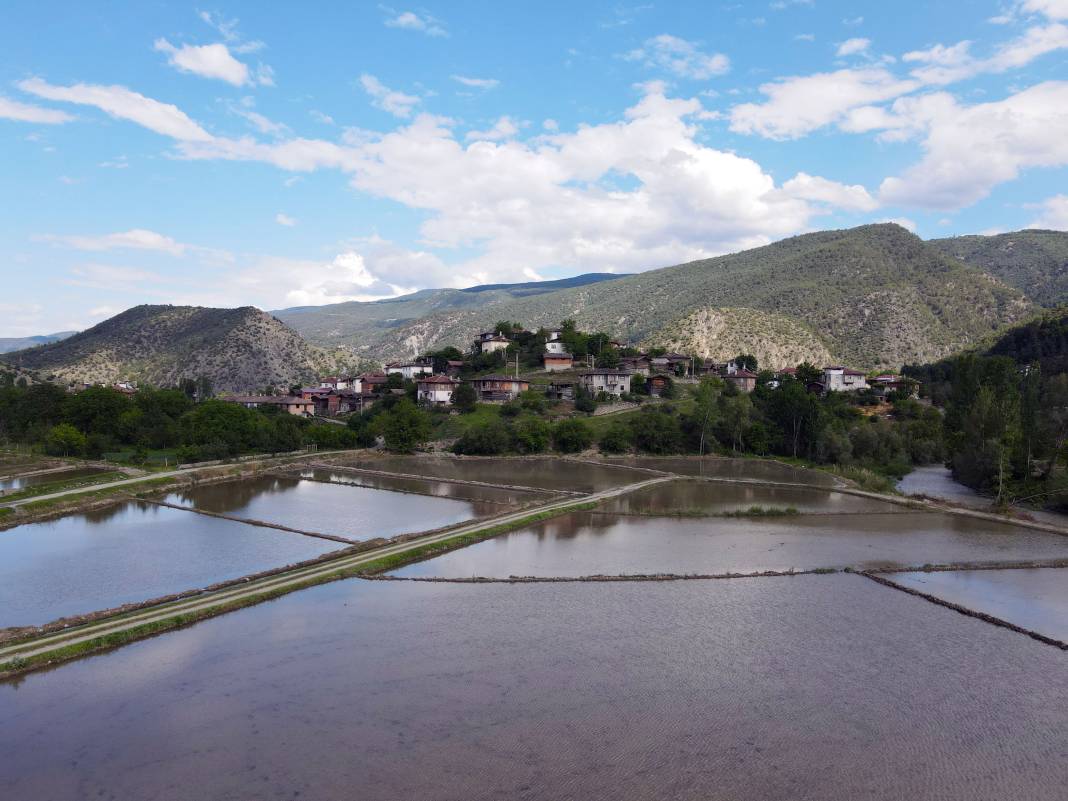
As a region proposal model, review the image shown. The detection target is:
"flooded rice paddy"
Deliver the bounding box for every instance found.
[0,502,339,628]
[3,575,1067,801]
[599,456,842,486]
[891,568,1068,642]
[335,454,652,492]
[4,454,1067,799]
[0,466,108,492]
[164,474,507,539]
[391,507,1068,577]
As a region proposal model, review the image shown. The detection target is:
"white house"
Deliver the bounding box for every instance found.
[823,366,869,392]
[579,368,632,398]
[477,334,511,354]
[417,374,460,406]
[545,339,567,354]
[386,360,433,380]
[319,376,350,390]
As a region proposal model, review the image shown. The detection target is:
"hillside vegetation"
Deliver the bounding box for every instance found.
[6,305,342,392]
[283,224,1033,369]
[930,229,1068,308]
[647,307,833,367]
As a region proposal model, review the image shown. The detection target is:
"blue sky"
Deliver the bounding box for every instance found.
[2,1,1068,336]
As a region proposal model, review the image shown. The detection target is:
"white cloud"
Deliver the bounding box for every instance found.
[730,67,919,139]
[877,216,918,232]
[382,8,447,37]
[465,116,520,141]
[69,264,166,293]
[275,213,297,226]
[39,228,232,262]
[88,305,120,318]
[359,74,420,118]
[154,38,258,86]
[878,82,1068,209]
[778,172,878,211]
[542,118,559,131]
[1027,194,1068,229]
[310,110,335,125]
[229,104,289,136]
[18,77,212,141]
[451,75,500,89]
[836,37,871,57]
[0,96,73,124]
[624,34,730,79]
[904,22,1068,84]
[1021,0,1068,20]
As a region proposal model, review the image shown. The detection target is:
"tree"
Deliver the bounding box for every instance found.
[765,379,824,458]
[574,386,597,413]
[734,353,758,372]
[453,419,513,455]
[691,378,721,455]
[795,362,823,385]
[44,423,87,457]
[513,416,551,453]
[64,387,132,438]
[452,382,478,413]
[720,393,752,453]
[629,407,683,454]
[552,419,594,453]
[378,399,431,452]
[598,420,633,453]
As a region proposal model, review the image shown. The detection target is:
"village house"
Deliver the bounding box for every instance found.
[579,368,632,398]
[870,374,917,397]
[444,360,465,378]
[417,374,460,406]
[359,373,389,392]
[726,369,758,393]
[469,374,530,402]
[385,360,433,380]
[647,374,672,397]
[546,328,563,342]
[224,395,314,416]
[620,355,651,375]
[476,333,511,354]
[319,376,352,390]
[543,352,574,372]
[823,366,869,392]
[545,339,568,355]
[547,380,575,401]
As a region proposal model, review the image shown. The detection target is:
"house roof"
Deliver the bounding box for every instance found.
[729,369,758,379]
[226,395,310,406]
[418,374,460,385]
[580,369,632,376]
[843,369,866,376]
[482,335,511,343]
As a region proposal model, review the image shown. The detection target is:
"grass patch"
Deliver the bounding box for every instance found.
[828,465,900,494]
[0,471,128,503]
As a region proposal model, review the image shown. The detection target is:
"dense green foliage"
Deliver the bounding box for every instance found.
[0,384,356,463]
[930,229,1068,308]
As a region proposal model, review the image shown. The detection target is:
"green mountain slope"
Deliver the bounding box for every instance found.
[285,224,1032,369]
[6,305,342,392]
[929,229,1068,308]
[273,272,626,346]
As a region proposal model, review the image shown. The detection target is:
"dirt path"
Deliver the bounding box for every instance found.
[0,476,672,667]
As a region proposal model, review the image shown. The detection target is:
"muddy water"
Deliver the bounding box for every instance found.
[336,454,651,492]
[891,567,1068,642]
[3,575,1066,801]
[164,475,499,540]
[392,510,1068,578]
[0,503,338,628]
[0,466,107,492]
[598,456,841,486]
[299,467,547,506]
[600,479,902,516]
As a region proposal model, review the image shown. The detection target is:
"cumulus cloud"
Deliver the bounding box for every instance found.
[154,39,261,86]
[382,8,447,37]
[0,96,73,124]
[1027,194,1068,229]
[465,116,520,141]
[878,81,1068,209]
[359,74,420,118]
[778,172,878,211]
[624,34,730,79]
[904,22,1068,84]
[1021,0,1068,20]
[17,77,212,141]
[836,37,871,57]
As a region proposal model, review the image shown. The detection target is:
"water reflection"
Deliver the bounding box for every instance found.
[393,510,1068,578]
[598,456,840,486]
[0,467,107,492]
[335,455,651,492]
[2,576,1065,800]
[164,476,498,540]
[891,567,1068,642]
[601,480,900,515]
[300,468,545,506]
[0,503,338,628]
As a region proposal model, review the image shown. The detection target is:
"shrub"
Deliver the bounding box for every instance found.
[453,419,513,455]
[451,382,478,413]
[552,419,594,453]
[598,421,633,453]
[44,423,87,457]
[513,416,551,454]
